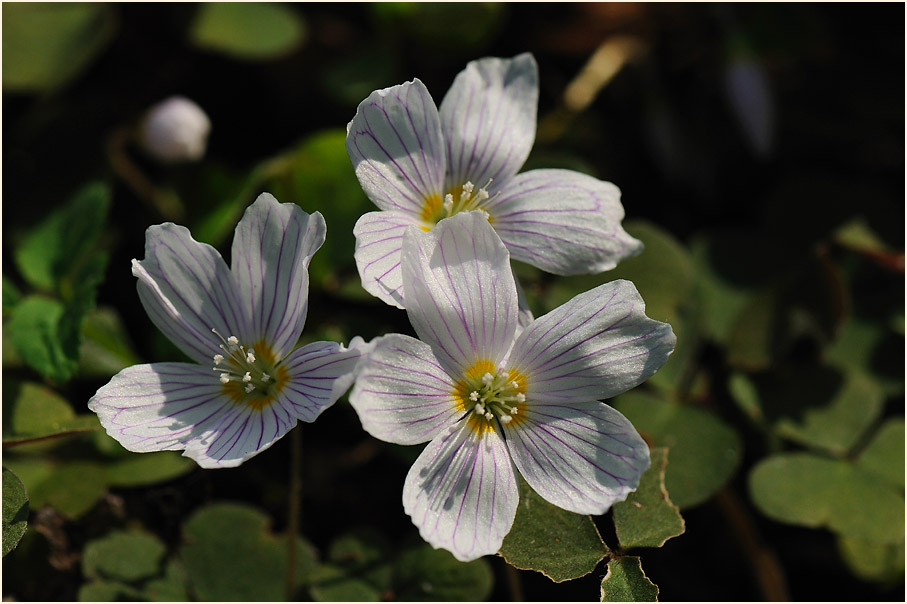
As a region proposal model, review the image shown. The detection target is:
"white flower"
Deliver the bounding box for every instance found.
[348,212,675,561]
[88,193,366,468]
[139,96,211,163]
[346,53,642,308]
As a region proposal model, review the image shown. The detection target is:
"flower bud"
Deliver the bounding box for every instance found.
[139,96,211,163]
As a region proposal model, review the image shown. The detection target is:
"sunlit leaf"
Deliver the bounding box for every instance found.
[83,529,167,582]
[181,503,317,601]
[613,448,685,550]
[104,451,195,487]
[2,467,28,557]
[600,556,659,602]
[191,3,306,60]
[749,453,904,544]
[2,3,116,93]
[611,392,742,509]
[2,380,99,445]
[393,543,493,601]
[499,478,608,582]
[14,182,111,292]
[25,461,107,519]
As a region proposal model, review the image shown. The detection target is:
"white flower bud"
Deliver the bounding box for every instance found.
[139,96,211,163]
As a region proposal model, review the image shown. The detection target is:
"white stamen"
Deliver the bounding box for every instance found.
[482,372,494,385]
[511,381,519,389]
[213,354,224,365]
[246,351,256,363]
[244,384,255,393]
[484,411,493,421]
[469,391,479,402]
[219,374,230,384]
[515,393,526,403]
[474,403,485,415]
[500,415,512,424]
[510,407,519,414]
[262,373,270,382]
[227,335,239,345]
[242,372,252,383]
[443,193,454,212]
[479,209,491,220]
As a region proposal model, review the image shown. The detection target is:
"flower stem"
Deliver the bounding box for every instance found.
[285,426,303,601]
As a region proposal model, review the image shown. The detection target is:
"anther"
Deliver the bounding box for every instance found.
[227,336,239,345]
[469,391,479,402]
[515,393,526,403]
[262,373,270,382]
[242,372,252,383]
[500,415,512,424]
[244,384,255,393]
[482,372,494,385]
[213,354,224,365]
[474,403,485,415]
[510,407,519,414]
[219,374,230,384]
[484,411,493,421]
[246,350,256,363]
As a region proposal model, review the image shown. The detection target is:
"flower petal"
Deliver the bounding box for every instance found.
[439,53,538,192]
[401,212,518,378]
[88,363,296,468]
[509,280,675,403]
[403,422,519,561]
[133,224,245,365]
[348,334,460,445]
[503,401,650,514]
[353,210,420,309]
[231,193,326,359]
[487,169,643,275]
[346,79,446,215]
[278,337,369,424]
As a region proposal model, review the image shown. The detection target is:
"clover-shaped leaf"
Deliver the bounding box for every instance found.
[2,467,28,557]
[600,556,659,602]
[613,448,685,550]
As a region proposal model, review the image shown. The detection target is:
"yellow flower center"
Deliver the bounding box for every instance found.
[420,181,494,231]
[453,359,527,433]
[211,329,287,411]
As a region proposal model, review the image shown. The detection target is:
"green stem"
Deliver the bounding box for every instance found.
[285,426,303,601]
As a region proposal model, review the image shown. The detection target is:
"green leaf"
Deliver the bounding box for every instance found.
[14,182,111,292]
[2,275,21,316]
[393,543,493,601]
[837,535,905,583]
[77,580,127,602]
[749,453,904,543]
[25,461,108,519]
[2,467,29,557]
[83,529,167,582]
[2,3,116,93]
[751,364,884,456]
[78,306,143,378]
[181,502,317,601]
[104,450,195,488]
[600,556,659,602]
[613,448,685,550]
[7,296,77,382]
[826,314,905,396]
[143,559,190,602]
[2,380,100,445]
[856,419,905,489]
[309,564,382,602]
[611,392,742,509]
[499,478,609,582]
[190,3,306,60]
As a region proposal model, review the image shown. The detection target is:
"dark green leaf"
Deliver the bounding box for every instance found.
[190,3,306,60]
[26,461,107,519]
[143,559,190,602]
[83,529,167,582]
[181,503,317,601]
[78,306,143,378]
[14,182,111,292]
[2,467,29,557]
[613,448,685,549]
[611,392,742,509]
[749,453,904,543]
[837,535,905,583]
[309,564,382,602]
[2,3,116,93]
[104,450,195,487]
[499,478,609,582]
[600,556,659,602]
[77,580,127,602]
[393,543,493,601]
[2,380,100,445]
[2,275,21,316]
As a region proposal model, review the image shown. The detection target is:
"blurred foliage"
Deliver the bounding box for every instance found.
[2,2,902,602]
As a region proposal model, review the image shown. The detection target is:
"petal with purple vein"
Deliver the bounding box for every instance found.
[488,169,643,275]
[133,224,246,365]
[439,53,538,193]
[346,79,446,215]
[403,421,518,562]
[279,337,369,423]
[231,193,326,359]
[503,401,650,515]
[401,212,518,379]
[348,334,460,446]
[509,280,676,404]
[353,210,420,309]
